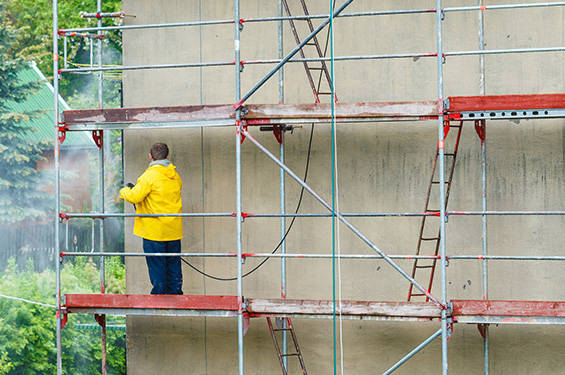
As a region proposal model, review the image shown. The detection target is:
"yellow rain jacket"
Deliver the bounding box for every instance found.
[119,162,183,241]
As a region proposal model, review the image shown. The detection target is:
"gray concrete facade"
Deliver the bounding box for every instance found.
[121,1,565,373]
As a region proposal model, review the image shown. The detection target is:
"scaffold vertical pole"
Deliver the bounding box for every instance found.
[278,0,288,370]
[478,1,489,374]
[436,1,449,374]
[97,0,103,108]
[235,0,244,374]
[53,0,62,373]
[96,2,107,374]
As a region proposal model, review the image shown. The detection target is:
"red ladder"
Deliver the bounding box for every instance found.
[281,0,336,103]
[407,120,464,301]
[267,317,308,375]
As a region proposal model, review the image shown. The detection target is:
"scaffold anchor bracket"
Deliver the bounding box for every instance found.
[60,311,68,330]
[474,119,486,143]
[58,126,67,144]
[477,323,488,338]
[92,130,103,149]
[94,313,106,327]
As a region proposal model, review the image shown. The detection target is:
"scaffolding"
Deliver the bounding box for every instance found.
[52,1,565,374]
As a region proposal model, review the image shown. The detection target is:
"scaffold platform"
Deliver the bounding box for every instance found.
[58,94,565,132]
[62,294,565,325]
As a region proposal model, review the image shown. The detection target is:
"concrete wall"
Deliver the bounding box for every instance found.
[121,1,565,373]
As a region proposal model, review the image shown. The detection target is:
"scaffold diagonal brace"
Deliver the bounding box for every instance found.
[382,328,442,374]
[234,0,353,109]
[241,128,444,308]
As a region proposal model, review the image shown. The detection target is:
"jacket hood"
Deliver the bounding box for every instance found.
[150,163,178,179]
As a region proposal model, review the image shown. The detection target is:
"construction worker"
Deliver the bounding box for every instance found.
[119,142,183,295]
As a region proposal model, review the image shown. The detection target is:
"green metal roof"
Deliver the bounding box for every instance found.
[4,64,95,148]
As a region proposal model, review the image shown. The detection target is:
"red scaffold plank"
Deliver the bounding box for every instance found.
[63,294,239,310]
[452,300,565,317]
[448,94,565,112]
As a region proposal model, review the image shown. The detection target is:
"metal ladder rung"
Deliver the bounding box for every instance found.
[420,237,439,241]
[431,181,451,184]
[444,153,455,157]
[267,315,307,374]
[308,67,324,71]
[409,293,426,297]
[415,265,434,269]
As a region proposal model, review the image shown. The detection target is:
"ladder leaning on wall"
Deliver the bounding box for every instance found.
[407,120,464,302]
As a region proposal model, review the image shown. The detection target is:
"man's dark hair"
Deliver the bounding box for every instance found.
[150,143,169,160]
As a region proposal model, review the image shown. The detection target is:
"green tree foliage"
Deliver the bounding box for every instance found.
[0,257,126,374]
[6,0,122,100]
[0,3,52,224]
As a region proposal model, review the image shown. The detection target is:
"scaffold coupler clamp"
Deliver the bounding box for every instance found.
[59,213,69,223]
[443,98,450,111]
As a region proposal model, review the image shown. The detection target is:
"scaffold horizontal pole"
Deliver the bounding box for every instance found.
[445,46,565,57]
[60,210,565,219]
[58,2,565,34]
[61,212,234,218]
[59,60,235,74]
[444,1,565,12]
[60,252,442,259]
[58,45,565,75]
[59,8,432,34]
[60,252,565,262]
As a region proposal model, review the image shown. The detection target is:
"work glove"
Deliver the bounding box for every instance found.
[122,183,136,210]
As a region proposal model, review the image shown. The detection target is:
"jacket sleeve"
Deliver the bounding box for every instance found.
[119,172,152,204]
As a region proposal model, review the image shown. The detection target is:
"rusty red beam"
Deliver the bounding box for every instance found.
[63,294,239,310]
[61,101,439,125]
[62,105,235,125]
[448,94,565,112]
[452,300,565,317]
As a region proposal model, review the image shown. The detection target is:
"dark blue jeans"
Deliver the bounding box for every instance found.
[143,239,183,295]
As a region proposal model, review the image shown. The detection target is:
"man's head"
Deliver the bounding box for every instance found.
[150,143,169,161]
